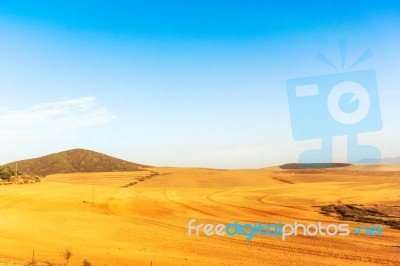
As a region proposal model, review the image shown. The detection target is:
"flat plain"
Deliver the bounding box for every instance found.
[0,165,399,265]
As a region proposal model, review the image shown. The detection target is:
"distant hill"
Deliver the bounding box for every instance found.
[280,163,352,169]
[381,157,400,164]
[4,149,148,177]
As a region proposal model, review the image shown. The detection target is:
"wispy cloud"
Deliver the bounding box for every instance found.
[0,97,115,144]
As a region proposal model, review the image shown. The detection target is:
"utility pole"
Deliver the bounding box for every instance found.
[15,162,18,176]
[92,182,95,205]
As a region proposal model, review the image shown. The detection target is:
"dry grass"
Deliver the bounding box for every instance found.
[0,166,398,265]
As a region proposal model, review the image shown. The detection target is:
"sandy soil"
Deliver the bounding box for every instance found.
[0,166,399,265]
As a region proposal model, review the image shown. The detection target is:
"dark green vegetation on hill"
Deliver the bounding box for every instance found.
[0,166,14,180]
[5,149,148,177]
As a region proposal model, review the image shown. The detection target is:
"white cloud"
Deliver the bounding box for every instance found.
[0,97,115,144]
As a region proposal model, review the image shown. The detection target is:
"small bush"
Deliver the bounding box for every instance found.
[0,171,12,180]
[0,166,14,180]
[82,259,92,266]
[64,248,73,265]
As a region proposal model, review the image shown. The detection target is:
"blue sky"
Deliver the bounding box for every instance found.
[0,1,399,168]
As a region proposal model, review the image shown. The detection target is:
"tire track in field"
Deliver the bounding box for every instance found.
[104,193,187,231]
[163,189,219,218]
[204,188,307,220]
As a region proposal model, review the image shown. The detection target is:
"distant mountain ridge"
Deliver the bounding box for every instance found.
[4,149,148,177]
[381,157,400,164]
[280,163,352,169]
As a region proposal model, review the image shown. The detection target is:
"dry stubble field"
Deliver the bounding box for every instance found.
[0,165,399,265]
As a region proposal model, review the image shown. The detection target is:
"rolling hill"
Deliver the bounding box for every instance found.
[4,149,148,177]
[381,157,400,164]
[280,163,352,169]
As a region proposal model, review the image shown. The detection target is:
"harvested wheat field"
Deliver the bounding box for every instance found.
[0,166,399,265]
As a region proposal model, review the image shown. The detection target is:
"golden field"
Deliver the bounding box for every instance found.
[0,166,399,265]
